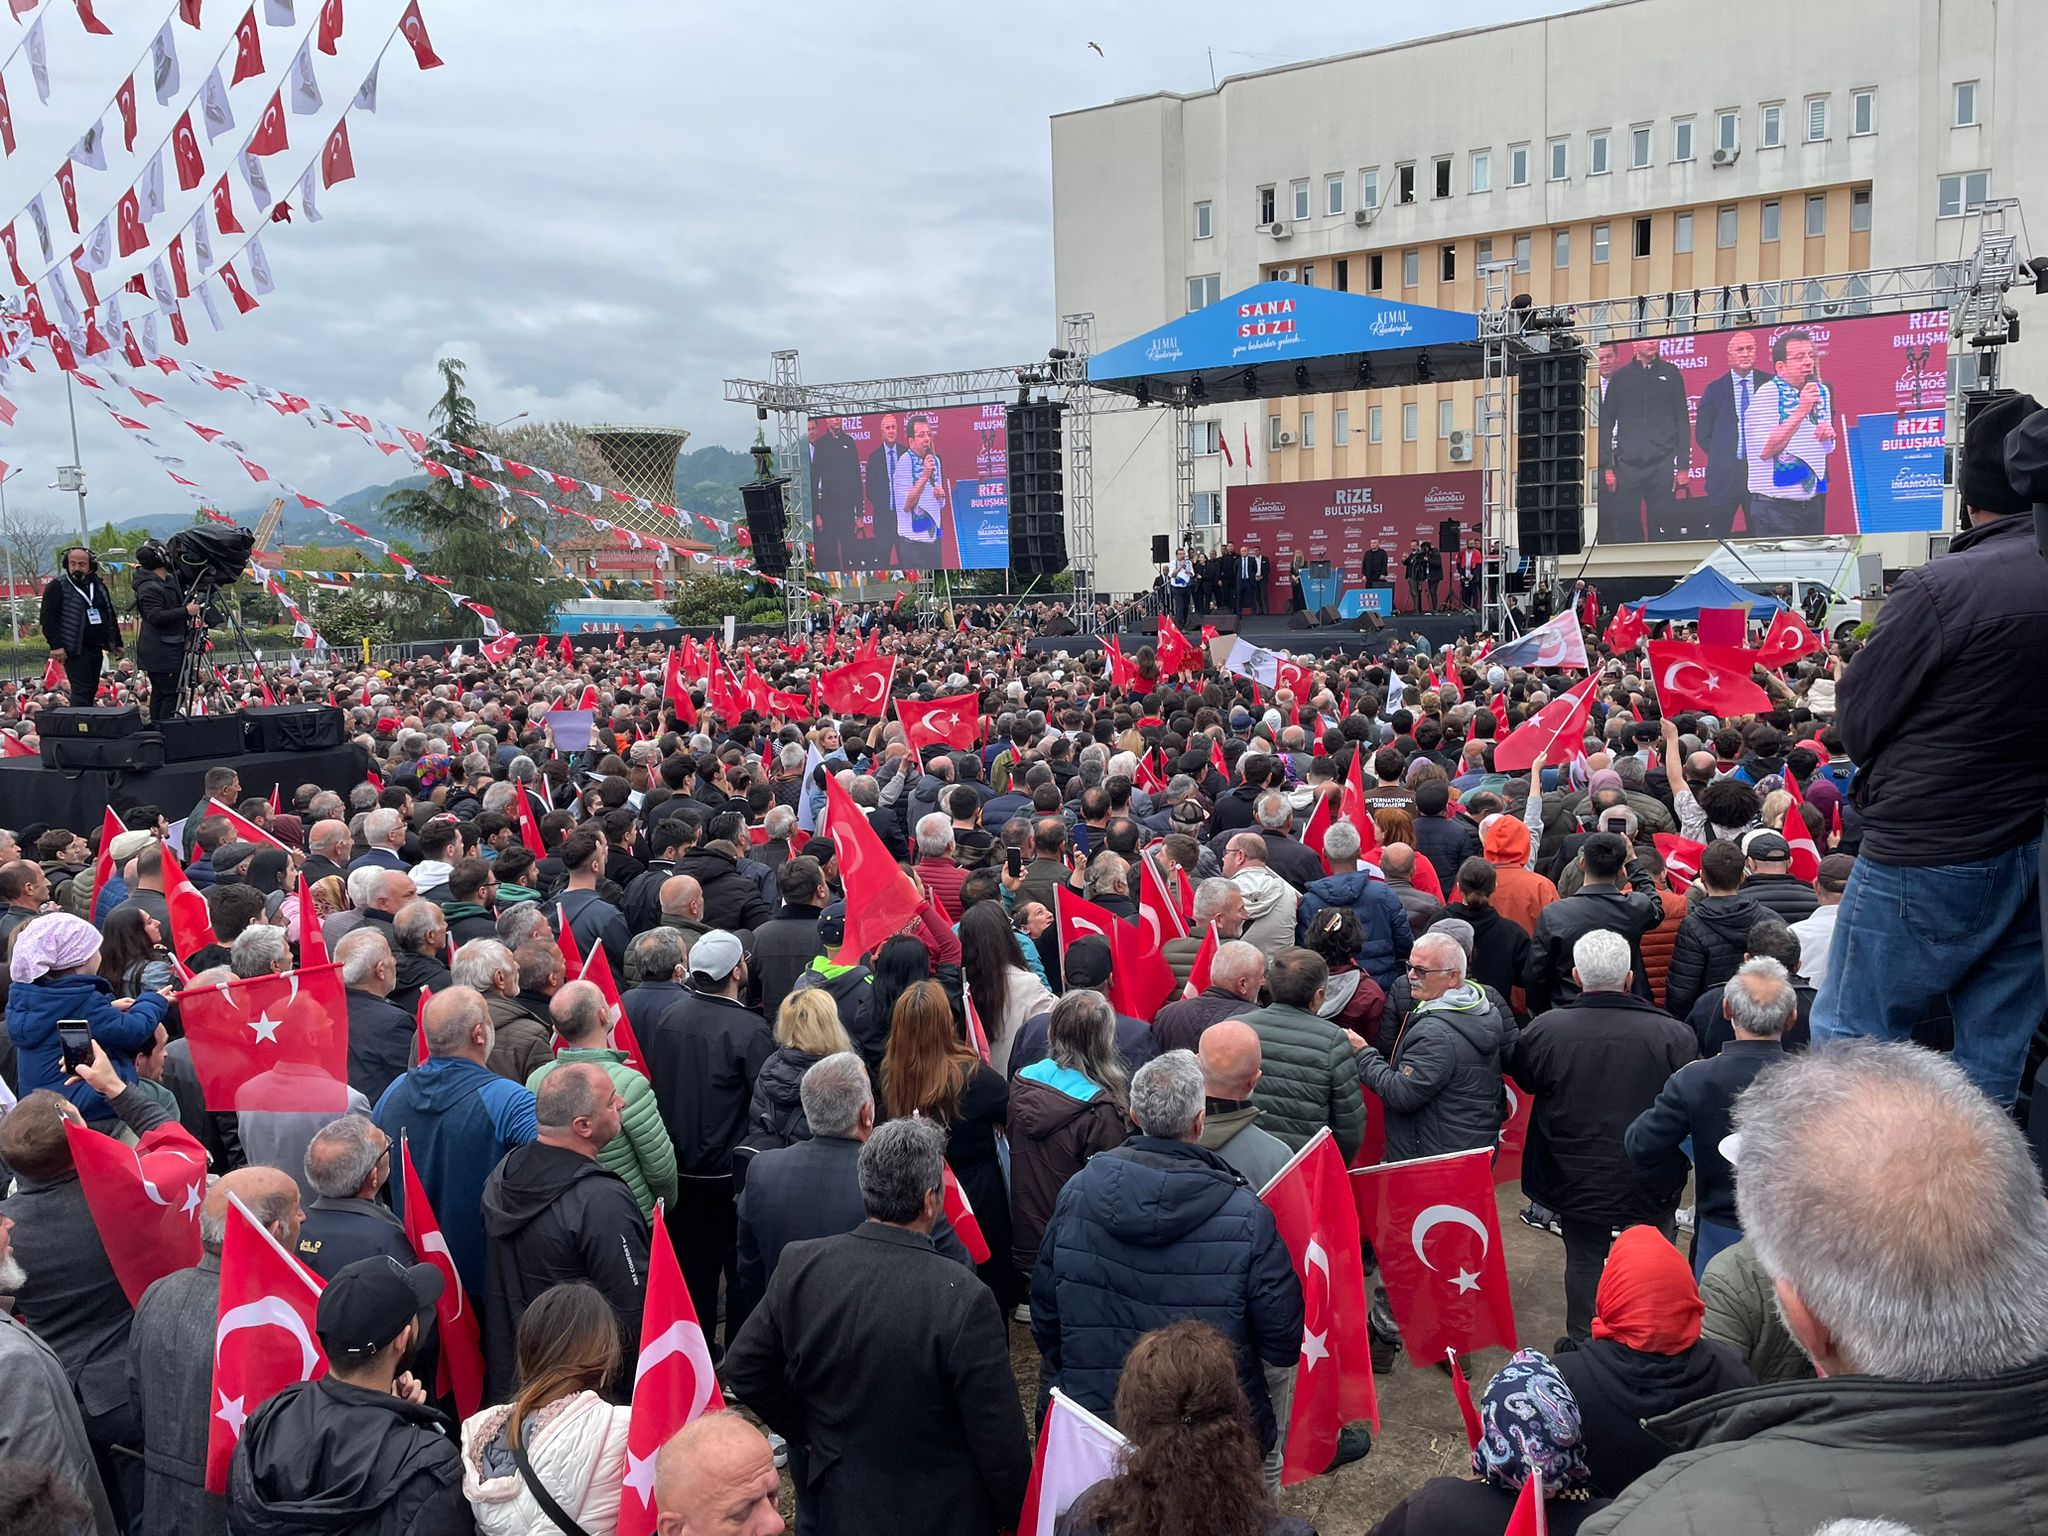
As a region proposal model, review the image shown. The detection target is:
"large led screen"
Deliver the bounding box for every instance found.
[805,404,1009,572]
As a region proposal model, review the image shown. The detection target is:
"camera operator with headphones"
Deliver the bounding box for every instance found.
[130,540,201,722]
[38,544,123,706]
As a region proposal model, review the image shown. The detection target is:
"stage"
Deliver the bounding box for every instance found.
[1022,611,1481,661]
[0,744,372,834]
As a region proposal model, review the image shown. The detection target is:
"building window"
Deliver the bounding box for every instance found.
[1589,131,1610,175]
[1553,229,1571,268]
[1193,201,1212,239]
[1851,88,1876,136]
[1402,403,1419,441]
[1937,170,1990,218]
[1368,252,1384,290]
[1548,137,1569,181]
[1397,163,1416,204]
[1509,143,1530,187]
[1717,204,1737,247]
[1192,491,1220,528]
[1334,409,1349,445]
[1440,244,1457,282]
[1805,96,1828,141]
[1761,199,1781,241]
[1291,179,1311,221]
[1630,125,1652,168]
[1513,233,1531,273]
[1805,194,1827,237]
[1433,156,1452,199]
[1674,210,1694,253]
[1761,103,1783,147]
[1633,216,1652,258]
[1470,150,1491,193]
[1323,176,1344,217]
[1953,81,1979,127]
[1268,414,1284,450]
[1335,257,1350,291]
[1300,263,1315,287]
[1361,167,1380,209]
[1193,420,1221,455]
[1476,237,1494,267]
[1715,110,1739,155]
[1300,412,1316,448]
[1402,248,1419,287]
[1850,187,1872,232]
[1256,186,1275,224]
[1592,222,1611,264]
[1673,118,1695,162]
[1438,400,1455,439]
[1368,406,1383,444]
[1187,274,1220,311]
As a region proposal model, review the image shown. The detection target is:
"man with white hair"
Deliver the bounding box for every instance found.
[1164,877,1245,988]
[1586,1043,2048,1536]
[1510,927,1698,1342]
[336,927,414,1105]
[294,1113,413,1280]
[912,811,967,921]
[1353,930,1509,1164]
[1153,938,1265,1053]
[323,865,416,953]
[347,805,409,875]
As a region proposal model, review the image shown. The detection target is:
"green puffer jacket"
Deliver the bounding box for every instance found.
[527,1047,678,1217]
[1582,1354,2048,1536]
[1698,1237,1813,1385]
[1233,1002,1364,1163]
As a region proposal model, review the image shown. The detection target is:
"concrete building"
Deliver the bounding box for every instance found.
[1051,0,2048,596]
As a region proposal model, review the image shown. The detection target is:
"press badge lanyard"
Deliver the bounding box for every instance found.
[69,575,101,627]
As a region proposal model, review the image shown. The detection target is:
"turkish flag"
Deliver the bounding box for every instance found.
[165,844,219,960]
[1016,1390,1128,1536]
[1504,1470,1548,1536]
[1261,1129,1380,1482]
[1645,641,1770,718]
[1653,832,1705,886]
[0,731,32,758]
[172,111,205,188]
[246,90,289,155]
[221,262,259,314]
[1055,888,1175,1022]
[316,0,342,52]
[662,647,698,727]
[1101,635,1138,690]
[1495,1076,1534,1186]
[705,657,747,721]
[1694,606,1748,648]
[64,1117,208,1306]
[578,944,649,1076]
[512,779,548,858]
[207,1195,326,1492]
[1491,676,1598,773]
[1603,602,1646,654]
[399,1138,484,1418]
[178,963,352,1113]
[1135,848,1189,954]
[1155,612,1201,674]
[1351,1148,1516,1361]
[618,1202,723,1536]
[212,176,244,233]
[548,894,585,976]
[941,1162,991,1263]
[396,0,442,67]
[1449,1348,1485,1450]
[822,773,922,963]
[817,654,896,717]
[1483,610,1589,672]
[0,77,12,157]
[208,797,289,852]
[897,690,979,753]
[230,6,264,83]
[1301,787,1334,874]
[179,0,202,24]
[319,117,354,187]
[89,804,124,916]
[964,991,992,1063]
[1780,772,1823,883]
[558,632,573,667]
[1179,923,1217,999]
[1757,609,1824,669]
[482,631,520,664]
[114,72,138,150]
[296,875,328,967]
[1340,745,1382,862]
[56,159,78,231]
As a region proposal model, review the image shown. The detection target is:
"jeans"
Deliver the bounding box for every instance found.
[1692,1218,1743,1280]
[1560,1216,1677,1342]
[1748,492,1826,537]
[1811,837,2044,1106]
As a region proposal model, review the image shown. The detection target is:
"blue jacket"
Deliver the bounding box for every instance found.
[93,875,128,927]
[1031,1136,1302,1451]
[185,854,216,891]
[1297,869,1414,991]
[1624,1036,1783,1229]
[6,972,170,1119]
[374,1056,537,1297]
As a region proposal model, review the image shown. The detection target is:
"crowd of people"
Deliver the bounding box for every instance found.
[0,400,2044,1536]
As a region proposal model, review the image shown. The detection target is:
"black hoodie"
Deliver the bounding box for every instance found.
[227,1376,468,1536]
[1557,1334,1755,1496]
[1663,892,1764,1020]
[479,1139,648,1401]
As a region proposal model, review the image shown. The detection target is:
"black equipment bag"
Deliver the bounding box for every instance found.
[159,715,246,762]
[38,705,143,739]
[43,732,166,773]
[241,704,346,753]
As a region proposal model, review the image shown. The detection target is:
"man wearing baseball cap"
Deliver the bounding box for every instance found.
[227,1256,467,1535]
[1738,829,1818,925]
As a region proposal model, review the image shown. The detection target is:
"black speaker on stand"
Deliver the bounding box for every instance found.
[1151,534,1170,564]
[1515,343,1588,557]
[740,440,791,577]
[1007,400,1067,577]
[1438,518,1463,551]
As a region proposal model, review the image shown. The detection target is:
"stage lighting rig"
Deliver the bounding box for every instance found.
[1189,374,1208,400]
[1240,367,1259,397]
[1414,351,1433,383]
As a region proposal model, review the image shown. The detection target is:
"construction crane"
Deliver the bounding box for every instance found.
[250,496,287,554]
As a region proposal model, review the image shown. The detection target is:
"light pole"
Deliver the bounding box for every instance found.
[491,411,529,431]
[57,372,88,544]
[0,465,21,644]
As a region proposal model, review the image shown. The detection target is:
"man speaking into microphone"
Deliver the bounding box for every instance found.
[1744,330,1836,537]
[38,545,122,705]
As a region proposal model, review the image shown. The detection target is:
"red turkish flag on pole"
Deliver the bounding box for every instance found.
[578,943,648,1076]
[1351,1148,1516,1361]
[1179,923,1218,999]
[412,986,431,1068]
[245,90,289,156]
[63,1118,208,1305]
[1645,641,1771,718]
[897,690,980,753]
[44,652,65,691]
[557,632,573,667]
[165,843,219,961]
[1756,608,1824,669]
[208,797,289,852]
[513,780,548,858]
[296,874,328,967]
[396,0,443,68]
[178,963,352,1113]
[941,1162,991,1263]
[618,1202,723,1536]
[316,0,343,53]
[173,110,205,188]
[89,804,124,915]
[1054,888,1175,1022]
[116,188,148,257]
[207,1193,327,1492]
[1652,832,1706,887]
[1448,1348,1485,1450]
[964,990,992,1063]
[1301,786,1335,874]
[399,1137,484,1418]
[1495,1076,1535,1186]
[481,631,520,665]
[1155,612,1201,674]
[1491,676,1598,773]
[1260,1129,1380,1483]
[1341,746,1382,862]
[230,5,264,83]
[1504,1470,1549,1536]
[1135,848,1189,948]
[1603,602,1646,654]
[1780,771,1823,883]
[550,901,585,975]
[662,646,698,728]
[817,653,896,717]
[1016,1390,1128,1536]
[822,773,922,963]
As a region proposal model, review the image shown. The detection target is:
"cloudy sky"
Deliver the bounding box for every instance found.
[0,0,1558,532]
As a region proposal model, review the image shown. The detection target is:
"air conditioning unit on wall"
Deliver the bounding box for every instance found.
[1267,220,1292,239]
[1447,429,1474,462]
[1354,206,1378,227]
[1711,146,1739,167]
[1277,430,1296,446]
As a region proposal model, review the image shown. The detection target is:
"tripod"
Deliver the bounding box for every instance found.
[173,574,262,717]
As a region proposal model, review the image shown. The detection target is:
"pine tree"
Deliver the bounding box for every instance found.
[381,358,575,637]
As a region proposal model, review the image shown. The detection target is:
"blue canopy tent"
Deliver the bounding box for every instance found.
[1634,566,1789,619]
[1089,281,1499,399]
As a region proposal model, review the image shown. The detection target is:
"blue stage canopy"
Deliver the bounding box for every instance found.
[1635,566,1790,619]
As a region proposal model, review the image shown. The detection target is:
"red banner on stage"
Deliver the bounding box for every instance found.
[1227,472,1481,614]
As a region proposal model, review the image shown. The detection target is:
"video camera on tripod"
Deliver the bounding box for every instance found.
[164,524,257,620]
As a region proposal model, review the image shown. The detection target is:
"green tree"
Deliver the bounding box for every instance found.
[381,358,577,638]
[663,571,775,627]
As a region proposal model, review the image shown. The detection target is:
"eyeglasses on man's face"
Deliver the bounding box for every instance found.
[1405,962,1454,977]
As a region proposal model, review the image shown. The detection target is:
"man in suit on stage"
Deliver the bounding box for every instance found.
[1600,340,1693,542]
[863,413,905,567]
[810,417,864,571]
[1692,331,1772,541]
[1237,548,1268,614]
[1363,540,1390,591]
[1405,541,1439,613]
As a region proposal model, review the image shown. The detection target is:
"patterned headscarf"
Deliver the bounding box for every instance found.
[1472,1348,1593,1493]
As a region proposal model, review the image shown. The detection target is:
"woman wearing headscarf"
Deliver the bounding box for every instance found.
[1554,1224,1755,1495]
[3,912,173,1122]
[1368,1349,1608,1536]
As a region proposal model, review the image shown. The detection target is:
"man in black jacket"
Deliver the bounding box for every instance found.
[1511,928,1696,1342]
[129,540,195,722]
[621,818,690,933]
[1739,829,1819,925]
[297,1115,416,1279]
[1814,392,2048,1107]
[725,1116,1031,1536]
[748,855,829,1024]
[1663,840,1763,1020]
[675,816,774,935]
[479,1063,648,1399]
[622,927,691,1040]
[40,545,122,706]
[336,929,416,1107]
[1525,833,1664,1015]
[542,828,631,976]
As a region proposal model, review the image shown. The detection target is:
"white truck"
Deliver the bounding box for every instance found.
[1687,537,1873,640]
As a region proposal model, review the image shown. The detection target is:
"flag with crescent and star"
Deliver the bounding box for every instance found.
[1756,608,1824,669]
[1495,1076,1535,1186]
[1645,640,1771,718]
[817,653,896,718]
[619,1201,723,1536]
[1603,602,1647,655]
[1480,610,1589,672]
[165,841,220,961]
[1016,1389,1128,1536]
[63,1116,207,1306]
[178,962,352,1113]
[823,772,924,964]
[1491,676,1599,773]
[400,1137,484,1419]
[207,1192,327,1492]
[1261,1128,1380,1482]
[208,796,290,852]
[1350,1146,1516,1361]
[88,804,124,915]
[942,1162,991,1263]
[1055,887,1176,1023]
[896,689,980,753]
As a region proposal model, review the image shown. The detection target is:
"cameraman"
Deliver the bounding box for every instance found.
[131,540,201,723]
[38,545,122,704]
